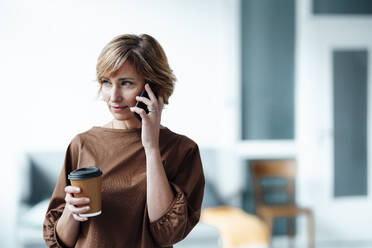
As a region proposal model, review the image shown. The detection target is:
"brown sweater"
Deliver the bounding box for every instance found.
[43,126,205,248]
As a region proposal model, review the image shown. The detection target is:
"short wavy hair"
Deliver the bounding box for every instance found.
[96,34,176,104]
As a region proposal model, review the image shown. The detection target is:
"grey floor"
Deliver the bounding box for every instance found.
[175,238,372,248]
[22,236,372,248]
[271,238,372,248]
[24,241,372,248]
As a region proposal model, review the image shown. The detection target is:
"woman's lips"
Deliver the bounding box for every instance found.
[111,106,127,112]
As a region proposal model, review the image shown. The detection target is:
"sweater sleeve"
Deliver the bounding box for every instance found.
[149,142,205,247]
[43,136,81,248]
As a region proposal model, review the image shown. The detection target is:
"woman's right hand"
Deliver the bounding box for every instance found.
[64,186,91,222]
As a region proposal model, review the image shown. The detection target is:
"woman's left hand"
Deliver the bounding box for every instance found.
[130,83,164,150]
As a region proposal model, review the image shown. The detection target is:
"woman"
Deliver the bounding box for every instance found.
[43,34,205,247]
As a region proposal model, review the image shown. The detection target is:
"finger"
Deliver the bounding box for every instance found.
[72,213,88,222]
[65,186,81,194]
[65,192,72,203]
[67,204,90,214]
[135,95,152,106]
[65,192,79,204]
[65,194,90,206]
[145,83,157,102]
[130,106,149,120]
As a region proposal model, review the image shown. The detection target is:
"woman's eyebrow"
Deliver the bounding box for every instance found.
[118,77,136,81]
[101,77,136,81]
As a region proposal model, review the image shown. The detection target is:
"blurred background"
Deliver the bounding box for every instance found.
[0,0,371,247]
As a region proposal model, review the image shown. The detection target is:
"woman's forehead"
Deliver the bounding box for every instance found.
[104,61,141,80]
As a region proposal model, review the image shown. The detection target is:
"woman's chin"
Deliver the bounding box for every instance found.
[112,113,136,121]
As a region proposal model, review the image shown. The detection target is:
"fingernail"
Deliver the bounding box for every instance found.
[85,206,90,210]
[84,198,90,203]
[75,188,80,192]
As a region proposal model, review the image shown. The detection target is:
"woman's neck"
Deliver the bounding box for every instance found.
[111,119,141,130]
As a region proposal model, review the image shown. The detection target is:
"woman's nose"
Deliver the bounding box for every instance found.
[111,86,123,102]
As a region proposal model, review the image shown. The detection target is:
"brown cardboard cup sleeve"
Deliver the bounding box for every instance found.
[68,167,103,217]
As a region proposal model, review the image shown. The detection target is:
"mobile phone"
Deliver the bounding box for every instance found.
[134,84,158,121]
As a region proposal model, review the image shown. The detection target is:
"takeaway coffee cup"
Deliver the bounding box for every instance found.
[68,167,103,217]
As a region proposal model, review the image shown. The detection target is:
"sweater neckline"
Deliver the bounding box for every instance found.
[91,126,168,133]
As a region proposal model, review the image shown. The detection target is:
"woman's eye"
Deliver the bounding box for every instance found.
[102,80,111,85]
[121,81,133,86]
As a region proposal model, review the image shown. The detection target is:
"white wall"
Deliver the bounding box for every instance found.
[296,0,372,243]
[0,0,240,246]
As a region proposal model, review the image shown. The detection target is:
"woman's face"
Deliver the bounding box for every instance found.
[100,61,145,121]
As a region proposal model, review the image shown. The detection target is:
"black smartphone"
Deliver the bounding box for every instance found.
[134,84,158,121]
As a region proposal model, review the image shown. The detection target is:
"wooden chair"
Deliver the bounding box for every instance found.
[201,206,270,248]
[251,160,314,248]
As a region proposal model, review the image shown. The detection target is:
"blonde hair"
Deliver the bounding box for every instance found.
[96,34,176,104]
